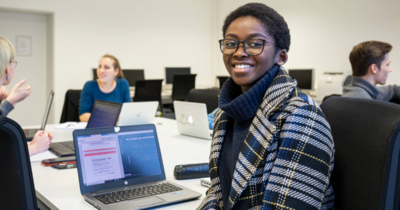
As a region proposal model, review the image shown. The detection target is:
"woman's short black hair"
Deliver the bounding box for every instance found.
[222,3,291,52]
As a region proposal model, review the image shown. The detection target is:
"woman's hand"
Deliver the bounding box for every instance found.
[0,86,9,101]
[28,130,53,156]
[6,79,31,106]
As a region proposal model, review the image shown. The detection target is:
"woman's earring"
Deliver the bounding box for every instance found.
[6,75,8,81]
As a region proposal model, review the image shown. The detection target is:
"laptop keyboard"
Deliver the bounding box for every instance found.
[94,183,182,204]
[59,141,75,151]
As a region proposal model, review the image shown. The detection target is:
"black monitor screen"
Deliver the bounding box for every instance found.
[87,101,122,128]
[93,69,98,80]
[165,67,190,84]
[123,69,145,87]
[288,69,313,90]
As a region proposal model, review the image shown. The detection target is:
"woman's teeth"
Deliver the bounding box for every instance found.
[235,64,252,68]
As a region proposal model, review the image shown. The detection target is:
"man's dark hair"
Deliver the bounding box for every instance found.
[349,41,392,76]
[222,3,290,52]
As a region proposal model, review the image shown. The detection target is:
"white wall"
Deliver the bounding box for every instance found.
[1,0,399,124]
[0,0,214,123]
[216,0,400,89]
[0,10,48,126]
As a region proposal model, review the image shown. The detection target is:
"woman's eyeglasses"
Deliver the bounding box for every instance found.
[218,39,274,55]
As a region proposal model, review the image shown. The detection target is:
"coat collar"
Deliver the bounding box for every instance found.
[209,66,297,209]
[350,76,379,99]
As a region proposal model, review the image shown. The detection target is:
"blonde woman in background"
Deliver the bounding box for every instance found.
[79,54,131,122]
[0,37,53,156]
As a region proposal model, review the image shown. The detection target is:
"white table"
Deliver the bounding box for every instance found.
[31,117,211,210]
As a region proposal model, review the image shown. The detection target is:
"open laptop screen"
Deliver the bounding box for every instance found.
[40,90,54,130]
[87,100,122,128]
[77,129,162,187]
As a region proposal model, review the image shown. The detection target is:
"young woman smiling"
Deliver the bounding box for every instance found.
[79,54,131,122]
[198,3,335,210]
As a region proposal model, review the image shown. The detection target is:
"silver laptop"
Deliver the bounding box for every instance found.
[118,101,158,126]
[23,90,54,141]
[173,101,212,140]
[73,124,201,210]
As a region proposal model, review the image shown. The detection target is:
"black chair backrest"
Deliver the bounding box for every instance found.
[217,76,229,89]
[187,89,219,114]
[322,94,341,103]
[134,79,163,106]
[321,97,400,210]
[172,74,197,101]
[60,89,82,123]
[0,117,37,210]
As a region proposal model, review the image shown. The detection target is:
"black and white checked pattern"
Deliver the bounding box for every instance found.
[198,66,335,210]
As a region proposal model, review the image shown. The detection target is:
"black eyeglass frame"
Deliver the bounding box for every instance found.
[218,39,274,56]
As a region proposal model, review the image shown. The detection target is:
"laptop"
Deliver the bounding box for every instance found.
[23,90,54,141]
[73,124,202,210]
[118,101,158,126]
[86,100,122,128]
[173,101,212,140]
[49,100,122,157]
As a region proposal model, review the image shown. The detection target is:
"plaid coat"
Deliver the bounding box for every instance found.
[198,67,335,210]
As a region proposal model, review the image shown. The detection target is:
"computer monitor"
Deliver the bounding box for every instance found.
[93,69,145,87]
[288,69,315,91]
[122,69,145,87]
[165,67,190,84]
[92,68,98,80]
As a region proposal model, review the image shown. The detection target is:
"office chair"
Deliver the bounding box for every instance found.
[322,94,341,103]
[187,89,219,114]
[60,89,82,123]
[0,117,38,210]
[133,79,163,112]
[171,74,197,101]
[320,97,400,210]
[217,76,229,90]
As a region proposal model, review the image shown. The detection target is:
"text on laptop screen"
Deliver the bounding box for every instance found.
[77,130,162,186]
[87,102,120,128]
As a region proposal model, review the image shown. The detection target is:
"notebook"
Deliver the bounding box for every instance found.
[173,101,212,140]
[23,90,54,141]
[117,101,158,126]
[73,124,202,210]
[49,100,122,157]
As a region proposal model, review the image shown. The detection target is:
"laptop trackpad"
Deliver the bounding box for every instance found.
[130,196,165,207]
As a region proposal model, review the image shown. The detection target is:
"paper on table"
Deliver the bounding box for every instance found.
[30,150,58,163]
[54,122,87,130]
